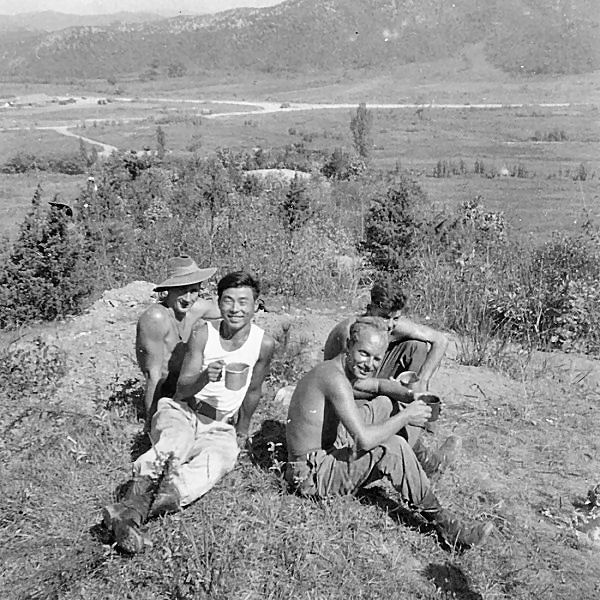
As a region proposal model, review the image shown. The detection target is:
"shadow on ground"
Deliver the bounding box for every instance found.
[247,418,287,471]
[423,562,484,600]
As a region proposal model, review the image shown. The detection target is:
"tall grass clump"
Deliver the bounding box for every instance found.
[361,177,600,363]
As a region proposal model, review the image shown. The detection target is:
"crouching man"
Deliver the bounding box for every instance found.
[103,272,276,553]
[286,317,492,549]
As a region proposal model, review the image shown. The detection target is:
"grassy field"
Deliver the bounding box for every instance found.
[1,308,599,600]
[3,98,597,240]
[0,129,82,163]
[1,58,598,238]
[0,172,85,238]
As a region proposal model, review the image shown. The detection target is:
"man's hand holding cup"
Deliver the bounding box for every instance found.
[206,360,226,382]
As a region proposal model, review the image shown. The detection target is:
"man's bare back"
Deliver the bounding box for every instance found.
[136,295,219,425]
[137,300,214,375]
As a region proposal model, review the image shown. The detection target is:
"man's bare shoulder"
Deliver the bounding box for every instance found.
[305,359,346,387]
[137,304,170,330]
[260,331,277,354]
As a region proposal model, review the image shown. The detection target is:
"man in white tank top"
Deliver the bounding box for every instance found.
[103,272,276,554]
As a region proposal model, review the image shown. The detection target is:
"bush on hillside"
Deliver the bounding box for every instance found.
[321,148,367,181]
[360,175,426,276]
[69,152,360,299]
[406,197,600,361]
[1,152,87,175]
[0,187,93,328]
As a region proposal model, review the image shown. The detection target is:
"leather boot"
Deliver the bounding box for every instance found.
[413,436,461,478]
[148,478,182,518]
[102,475,157,554]
[418,490,493,549]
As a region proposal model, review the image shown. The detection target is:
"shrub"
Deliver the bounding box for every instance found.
[321,148,367,181]
[0,187,93,327]
[350,102,373,160]
[407,197,600,362]
[1,152,86,175]
[360,175,426,276]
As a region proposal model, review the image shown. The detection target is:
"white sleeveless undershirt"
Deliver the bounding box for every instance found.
[194,319,264,413]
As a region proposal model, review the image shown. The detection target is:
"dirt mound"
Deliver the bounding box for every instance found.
[49,281,157,415]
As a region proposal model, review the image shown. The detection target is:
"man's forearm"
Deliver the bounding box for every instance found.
[174,370,210,401]
[353,378,413,402]
[357,410,413,450]
[236,390,261,435]
[144,372,163,415]
[417,340,448,387]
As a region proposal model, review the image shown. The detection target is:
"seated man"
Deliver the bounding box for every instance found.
[323,281,448,392]
[135,255,220,428]
[104,271,276,553]
[286,317,492,549]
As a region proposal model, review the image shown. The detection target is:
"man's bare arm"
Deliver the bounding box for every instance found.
[173,322,211,401]
[236,335,276,438]
[352,377,414,403]
[135,308,168,422]
[194,298,221,320]
[391,318,448,390]
[325,370,430,451]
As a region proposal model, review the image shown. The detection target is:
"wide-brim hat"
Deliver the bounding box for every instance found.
[154,255,217,292]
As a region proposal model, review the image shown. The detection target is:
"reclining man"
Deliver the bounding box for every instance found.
[104,271,276,553]
[136,255,220,428]
[286,317,492,549]
[323,280,448,392]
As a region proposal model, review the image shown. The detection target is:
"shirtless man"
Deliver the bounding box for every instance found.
[323,281,448,392]
[286,317,492,549]
[135,255,220,427]
[104,271,276,554]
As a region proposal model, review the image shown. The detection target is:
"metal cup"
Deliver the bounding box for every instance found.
[397,370,419,388]
[224,362,250,391]
[419,393,442,422]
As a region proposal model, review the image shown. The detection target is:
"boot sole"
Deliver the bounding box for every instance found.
[113,519,149,554]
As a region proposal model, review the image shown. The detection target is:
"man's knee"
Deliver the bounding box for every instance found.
[402,340,429,369]
[365,395,394,423]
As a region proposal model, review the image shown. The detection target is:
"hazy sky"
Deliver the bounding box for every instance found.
[0,0,284,15]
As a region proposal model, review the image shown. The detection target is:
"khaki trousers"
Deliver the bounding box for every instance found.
[285,396,430,506]
[133,397,239,507]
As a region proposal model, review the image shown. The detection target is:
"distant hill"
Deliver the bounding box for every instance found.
[0,0,597,80]
[0,11,165,32]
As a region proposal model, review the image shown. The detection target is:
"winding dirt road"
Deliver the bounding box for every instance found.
[2,95,590,156]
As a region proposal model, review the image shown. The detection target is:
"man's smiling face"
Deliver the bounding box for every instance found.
[345,327,387,380]
[167,283,200,317]
[218,286,258,332]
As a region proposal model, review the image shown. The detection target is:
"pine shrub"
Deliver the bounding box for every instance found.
[0,187,93,328]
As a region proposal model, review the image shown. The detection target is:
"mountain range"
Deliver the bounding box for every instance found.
[0,11,165,31]
[0,0,598,80]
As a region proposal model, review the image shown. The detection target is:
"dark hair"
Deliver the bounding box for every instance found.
[368,281,407,314]
[217,271,260,300]
[348,316,388,346]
